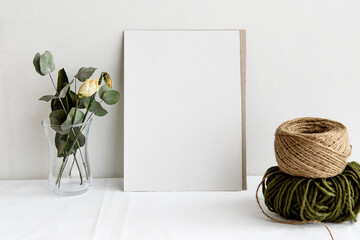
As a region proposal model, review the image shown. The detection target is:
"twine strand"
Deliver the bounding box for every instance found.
[256,171,334,240]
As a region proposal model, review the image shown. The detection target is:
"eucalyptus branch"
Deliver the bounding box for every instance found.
[49,73,67,114]
[72,98,79,124]
[70,154,83,185]
[82,94,96,122]
[49,73,88,181]
[74,155,83,185]
[56,156,68,187]
[74,78,77,99]
[68,99,88,182]
[69,158,75,176]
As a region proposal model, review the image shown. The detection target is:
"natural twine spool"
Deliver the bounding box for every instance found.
[275,117,351,178]
[256,162,360,240]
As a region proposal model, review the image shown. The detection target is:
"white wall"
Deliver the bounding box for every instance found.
[1,0,360,180]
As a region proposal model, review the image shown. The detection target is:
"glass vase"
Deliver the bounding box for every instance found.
[41,118,92,196]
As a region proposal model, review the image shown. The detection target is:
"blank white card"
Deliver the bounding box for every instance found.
[124,30,244,191]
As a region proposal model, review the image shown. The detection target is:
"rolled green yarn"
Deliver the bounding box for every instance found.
[262,161,360,223]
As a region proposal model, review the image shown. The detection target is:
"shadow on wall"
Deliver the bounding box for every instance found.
[106,32,125,178]
[120,33,125,177]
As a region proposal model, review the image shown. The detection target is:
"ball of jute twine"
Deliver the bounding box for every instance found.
[275,117,352,178]
[256,162,360,240]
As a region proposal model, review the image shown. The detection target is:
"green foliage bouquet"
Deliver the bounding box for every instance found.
[34,51,120,194]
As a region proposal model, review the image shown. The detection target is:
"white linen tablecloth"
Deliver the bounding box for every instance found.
[0,177,359,240]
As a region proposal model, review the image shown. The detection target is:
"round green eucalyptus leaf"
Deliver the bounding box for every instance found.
[99,84,111,99]
[33,53,45,76]
[55,134,68,157]
[39,95,58,102]
[102,90,120,105]
[49,109,67,125]
[49,109,68,134]
[58,79,74,99]
[39,51,56,75]
[88,100,108,116]
[75,67,97,82]
[61,108,85,132]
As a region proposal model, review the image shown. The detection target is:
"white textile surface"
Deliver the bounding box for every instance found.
[0,177,359,240]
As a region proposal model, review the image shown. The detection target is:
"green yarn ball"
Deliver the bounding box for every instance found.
[262,161,360,223]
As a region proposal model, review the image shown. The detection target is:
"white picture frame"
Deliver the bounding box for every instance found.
[124,30,246,191]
